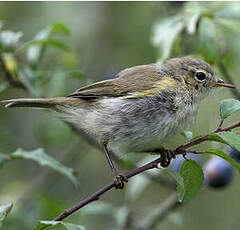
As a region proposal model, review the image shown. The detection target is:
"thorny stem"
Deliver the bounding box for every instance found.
[53,120,240,222]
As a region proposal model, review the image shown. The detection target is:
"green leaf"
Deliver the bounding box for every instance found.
[151,15,184,62]
[181,131,193,141]
[206,148,240,172]
[216,132,240,152]
[0,203,13,227]
[50,22,70,35]
[11,148,78,186]
[26,22,70,66]
[208,133,226,144]
[190,135,203,142]
[34,220,85,230]
[179,159,203,203]
[0,31,23,51]
[26,39,70,52]
[163,168,184,201]
[220,99,240,119]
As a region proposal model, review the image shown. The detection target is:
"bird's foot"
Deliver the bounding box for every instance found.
[160,150,175,168]
[114,174,128,189]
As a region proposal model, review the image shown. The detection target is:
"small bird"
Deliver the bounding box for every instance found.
[1,57,235,188]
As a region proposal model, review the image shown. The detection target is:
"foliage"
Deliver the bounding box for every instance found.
[152,2,240,66]
[10,148,78,186]
[0,2,240,230]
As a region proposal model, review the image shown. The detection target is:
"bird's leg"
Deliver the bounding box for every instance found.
[103,145,128,189]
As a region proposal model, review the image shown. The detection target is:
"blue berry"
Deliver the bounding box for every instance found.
[204,157,234,188]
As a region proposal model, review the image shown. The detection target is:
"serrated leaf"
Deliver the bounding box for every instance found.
[179,159,204,203]
[34,220,85,230]
[0,203,13,227]
[11,148,78,186]
[206,148,240,172]
[181,131,193,141]
[220,99,240,119]
[216,132,240,152]
[151,15,184,62]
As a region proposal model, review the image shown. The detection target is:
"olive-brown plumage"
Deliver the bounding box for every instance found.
[1,57,235,188]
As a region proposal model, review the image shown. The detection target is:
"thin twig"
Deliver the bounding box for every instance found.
[53,120,240,222]
[0,54,27,90]
[215,119,224,132]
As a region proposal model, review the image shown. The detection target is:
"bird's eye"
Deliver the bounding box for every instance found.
[194,71,206,81]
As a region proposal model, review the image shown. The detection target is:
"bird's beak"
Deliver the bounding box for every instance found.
[211,79,235,88]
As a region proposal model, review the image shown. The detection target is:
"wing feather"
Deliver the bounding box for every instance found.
[68,64,163,99]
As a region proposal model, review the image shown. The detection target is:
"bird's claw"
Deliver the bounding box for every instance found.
[114,174,128,189]
[160,150,175,167]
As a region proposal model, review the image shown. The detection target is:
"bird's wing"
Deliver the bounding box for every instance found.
[68,64,174,99]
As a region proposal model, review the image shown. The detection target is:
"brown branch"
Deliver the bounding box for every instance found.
[53,120,240,222]
[0,54,27,90]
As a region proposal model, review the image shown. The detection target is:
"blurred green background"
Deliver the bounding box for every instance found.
[0,2,240,230]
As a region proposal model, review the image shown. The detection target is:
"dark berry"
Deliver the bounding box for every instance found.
[204,157,234,188]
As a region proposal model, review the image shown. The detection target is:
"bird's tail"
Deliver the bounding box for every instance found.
[0,97,79,109]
